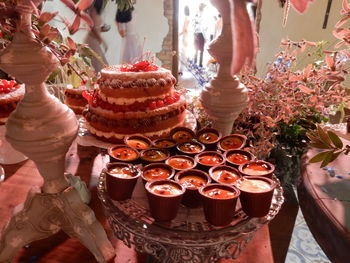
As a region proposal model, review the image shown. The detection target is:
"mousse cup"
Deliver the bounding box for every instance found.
[209,165,241,185]
[141,163,175,185]
[108,145,140,164]
[170,126,196,143]
[225,149,255,168]
[175,169,211,208]
[199,183,240,226]
[196,128,222,151]
[153,138,178,154]
[140,148,170,165]
[236,176,276,217]
[176,141,205,156]
[238,160,275,179]
[124,134,152,151]
[105,162,141,201]
[145,179,185,222]
[195,151,225,172]
[165,155,196,172]
[217,134,247,152]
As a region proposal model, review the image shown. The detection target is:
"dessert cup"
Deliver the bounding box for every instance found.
[199,183,240,226]
[108,145,140,164]
[176,141,205,156]
[169,126,195,143]
[141,163,175,185]
[209,165,241,185]
[105,162,141,201]
[217,134,247,152]
[195,151,225,172]
[140,148,170,165]
[165,155,196,171]
[236,176,276,217]
[238,160,275,179]
[175,169,211,208]
[196,128,222,151]
[153,138,177,154]
[224,149,255,168]
[145,179,185,222]
[124,135,152,151]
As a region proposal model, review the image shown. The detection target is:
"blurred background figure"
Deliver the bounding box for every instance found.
[193,3,207,67]
[84,0,109,73]
[116,5,143,64]
[179,5,191,73]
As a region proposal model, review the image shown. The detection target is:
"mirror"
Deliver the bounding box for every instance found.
[42,0,170,71]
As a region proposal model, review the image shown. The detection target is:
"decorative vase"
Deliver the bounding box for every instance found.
[200,0,248,136]
[0,3,114,263]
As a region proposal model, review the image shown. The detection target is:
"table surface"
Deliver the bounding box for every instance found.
[0,142,276,263]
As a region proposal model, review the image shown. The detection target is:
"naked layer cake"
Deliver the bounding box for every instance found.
[82,61,187,142]
[64,85,88,115]
[0,79,24,123]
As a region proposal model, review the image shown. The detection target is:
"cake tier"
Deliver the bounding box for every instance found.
[64,87,88,114]
[0,84,24,118]
[83,101,187,143]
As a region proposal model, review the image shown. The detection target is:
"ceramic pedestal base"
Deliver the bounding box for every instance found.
[0,185,115,263]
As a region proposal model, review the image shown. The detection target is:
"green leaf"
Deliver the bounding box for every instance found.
[309,142,331,149]
[320,151,335,168]
[317,125,332,147]
[327,131,343,149]
[328,151,342,164]
[309,151,331,163]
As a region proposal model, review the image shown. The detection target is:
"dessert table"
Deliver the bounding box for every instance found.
[0,141,280,263]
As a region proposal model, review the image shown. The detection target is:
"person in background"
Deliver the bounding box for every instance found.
[84,0,109,73]
[116,6,143,64]
[193,3,207,67]
[179,5,191,73]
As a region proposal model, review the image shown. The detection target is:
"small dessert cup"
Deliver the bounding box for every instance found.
[165,155,196,171]
[124,134,152,151]
[145,179,185,222]
[105,162,141,201]
[140,148,170,165]
[141,163,175,185]
[195,151,225,172]
[108,145,140,164]
[225,149,255,168]
[236,176,277,217]
[153,138,178,154]
[196,128,222,151]
[217,134,247,152]
[170,126,195,143]
[199,183,240,226]
[238,160,275,179]
[176,141,205,156]
[209,165,241,185]
[175,169,211,208]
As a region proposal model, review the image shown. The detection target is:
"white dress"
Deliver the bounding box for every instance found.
[118,20,143,64]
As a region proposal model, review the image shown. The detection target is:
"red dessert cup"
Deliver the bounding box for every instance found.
[199,183,240,226]
[105,162,141,201]
[140,148,170,165]
[225,149,255,168]
[108,145,140,164]
[175,169,211,208]
[145,179,185,222]
[153,138,178,154]
[196,128,222,151]
[165,155,196,171]
[170,126,196,143]
[176,141,205,156]
[238,160,275,179]
[195,151,225,172]
[209,165,241,185]
[217,134,247,152]
[236,176,277,217]
[141,163,175,185]
[124,134,152,151]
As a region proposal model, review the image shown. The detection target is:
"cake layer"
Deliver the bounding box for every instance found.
[0,85,25,103]
[0,101,17,118]
[86,110,186,142]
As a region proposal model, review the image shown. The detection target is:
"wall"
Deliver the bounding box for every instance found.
[43,0,171,67]
[257,0,342,76]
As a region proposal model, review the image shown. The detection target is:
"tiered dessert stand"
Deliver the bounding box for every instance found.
[0,1,114,262]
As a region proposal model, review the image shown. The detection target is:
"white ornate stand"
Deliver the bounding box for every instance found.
[200,0,248,135]
[0,3,114,263]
